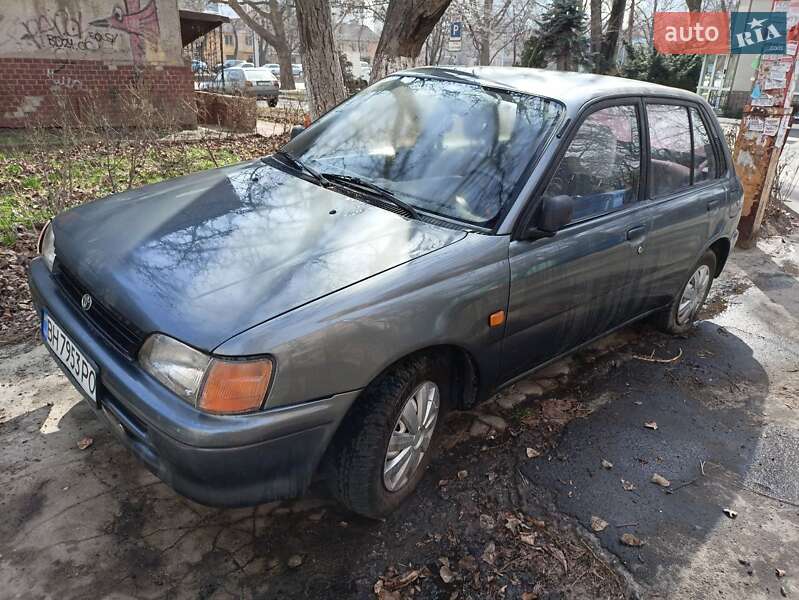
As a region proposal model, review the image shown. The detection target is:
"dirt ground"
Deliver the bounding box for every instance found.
[1,229,798,600]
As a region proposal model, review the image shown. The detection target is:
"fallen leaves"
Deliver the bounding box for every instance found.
[651,473,671,487]
[439,564,455,583]
[77,436,93,450]
[457,469,468,480]
[644,421,658,430]
[481,541,497,565]
[526,447,541,459]
[723,508,738,519]
[619,533,644,547]
[287,554,303,568]
[601,458,614,469]
[621,479,637,491]
[776,568,787,578]
[590,516,608,532]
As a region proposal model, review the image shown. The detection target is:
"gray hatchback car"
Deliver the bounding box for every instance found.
[29,67,742,517]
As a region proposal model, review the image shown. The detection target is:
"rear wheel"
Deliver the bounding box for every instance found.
[331,355,446,518]
[655,250,717,334]
[268,98,278,107]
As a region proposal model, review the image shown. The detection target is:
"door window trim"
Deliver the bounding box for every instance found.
[513,96,646,236]
[643,98,726,201]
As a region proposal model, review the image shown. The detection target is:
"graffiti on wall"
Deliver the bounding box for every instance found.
[90,0,161,64]
[18,10,119,53]
[12,0,161,64]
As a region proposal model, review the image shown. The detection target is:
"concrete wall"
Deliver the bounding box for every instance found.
[0,0,195,128]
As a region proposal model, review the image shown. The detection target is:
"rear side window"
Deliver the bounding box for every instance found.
[543,104,641,223]
[647,104,692,196]
[690,107,718,183]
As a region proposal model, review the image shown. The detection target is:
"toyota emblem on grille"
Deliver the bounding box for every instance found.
[81,294,93,311]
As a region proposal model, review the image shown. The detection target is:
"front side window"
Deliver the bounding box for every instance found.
[648,104,692,196]
[284,76,564,225]
[542,104,641,223]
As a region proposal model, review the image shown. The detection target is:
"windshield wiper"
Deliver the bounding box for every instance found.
[322,173,419,220]
[266,150,329,187]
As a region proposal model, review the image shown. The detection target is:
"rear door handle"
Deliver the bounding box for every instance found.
[707,198,722,211]
[626,226,647,242]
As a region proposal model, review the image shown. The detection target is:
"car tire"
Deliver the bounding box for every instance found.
[331,354,448,518]
[268,99,278,107]
[655,250,717,335]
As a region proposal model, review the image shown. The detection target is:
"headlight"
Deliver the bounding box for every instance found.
[37,221,56,272]
[139,334,273,414]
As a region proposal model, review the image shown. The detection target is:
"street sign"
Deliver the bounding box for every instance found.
[448,21,462,52]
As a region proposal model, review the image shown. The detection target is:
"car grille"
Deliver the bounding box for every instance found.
[54,262,145,359]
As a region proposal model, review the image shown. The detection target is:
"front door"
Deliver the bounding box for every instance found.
[501,101,650,381]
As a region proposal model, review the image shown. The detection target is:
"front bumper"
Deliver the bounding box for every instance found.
[28,258,358,507]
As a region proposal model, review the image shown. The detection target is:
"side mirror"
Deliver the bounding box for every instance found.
[538,194,573,233]
[290,125,305,140]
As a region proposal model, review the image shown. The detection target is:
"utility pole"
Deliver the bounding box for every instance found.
[733,1,799,247]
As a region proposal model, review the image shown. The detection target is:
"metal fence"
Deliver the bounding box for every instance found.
[183,28,225,90]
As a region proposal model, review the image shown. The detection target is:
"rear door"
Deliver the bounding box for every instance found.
[639,101,728,309]
[501,100,651,381]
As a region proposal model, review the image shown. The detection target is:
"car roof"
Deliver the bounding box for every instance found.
[398,66,710,112]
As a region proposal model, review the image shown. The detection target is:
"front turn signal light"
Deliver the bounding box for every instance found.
[198,357,273,414]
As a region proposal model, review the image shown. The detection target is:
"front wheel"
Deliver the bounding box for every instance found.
[268,98,278,107]
[331,355,446,518]
[655,250,717,334]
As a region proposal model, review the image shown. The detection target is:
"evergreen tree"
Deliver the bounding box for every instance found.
[520,0,590,71]
[620,42,701,91]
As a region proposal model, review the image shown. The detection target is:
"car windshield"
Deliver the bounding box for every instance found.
[244,69,274,80]
[283,75,563,225]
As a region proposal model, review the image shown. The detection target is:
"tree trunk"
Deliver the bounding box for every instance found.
[232,25,240,59]
[627,0,635,43]
[370,0,453,83]
[225,0,296,89]
[275,43,294,90]
[686,0,702,11]
[479,0,493,66]
[599,0,626,74]
[295,0,347,120]
[590,0,602,69]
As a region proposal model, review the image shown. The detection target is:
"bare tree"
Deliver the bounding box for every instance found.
[370,0,453,82]
[223,0,297,90]
[457,0,535,66]
[296,0,348,119]
[425,19,447,65]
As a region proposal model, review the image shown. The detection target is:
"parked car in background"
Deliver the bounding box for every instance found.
[359,60,371,82]
[29,67,741,519]
[265,63,280,77]
[191,59,208,73]
[214,59,254,72]
[200,67,279,105]
[292,63,303,77]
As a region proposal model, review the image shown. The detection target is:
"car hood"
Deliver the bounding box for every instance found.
[53,162,466,351]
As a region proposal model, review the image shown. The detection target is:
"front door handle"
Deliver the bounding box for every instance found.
[626,226,647,242]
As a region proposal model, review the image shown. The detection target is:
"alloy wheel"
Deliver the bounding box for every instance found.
[383,381,440,492]
[677,264,711,325]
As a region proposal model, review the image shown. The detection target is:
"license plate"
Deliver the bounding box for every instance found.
[42,311,97,403]
[257,81,269,86]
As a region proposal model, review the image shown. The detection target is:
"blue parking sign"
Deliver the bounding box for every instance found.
[450,21,462,40]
